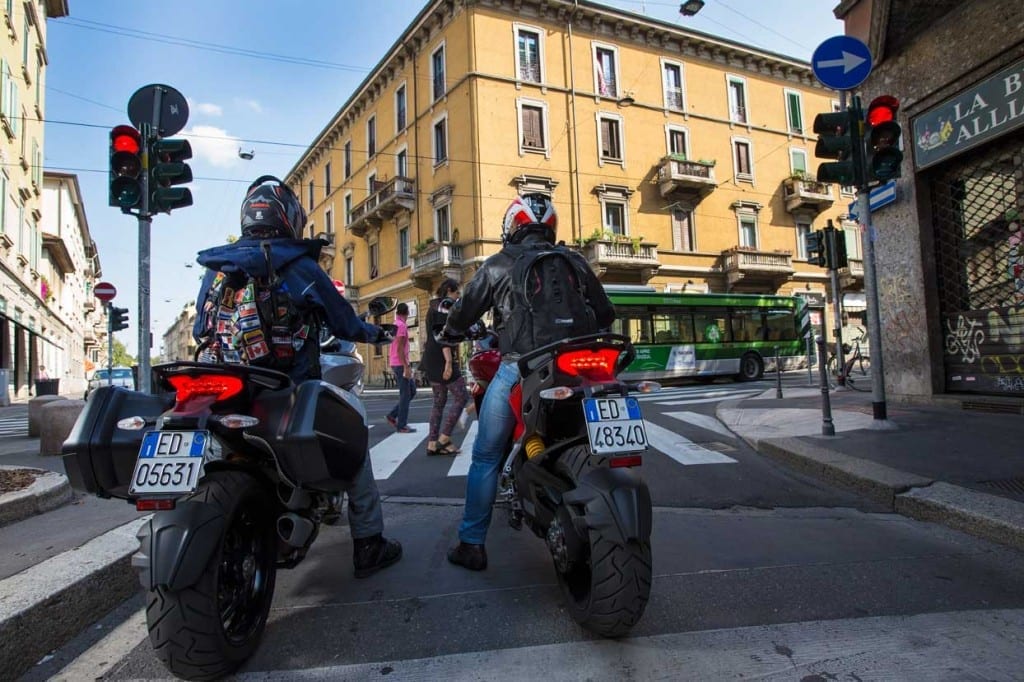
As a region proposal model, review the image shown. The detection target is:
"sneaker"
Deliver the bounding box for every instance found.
[353,535,403,579]
[396,426,416,433]
[447,541,487,571]
[386,415,397,428]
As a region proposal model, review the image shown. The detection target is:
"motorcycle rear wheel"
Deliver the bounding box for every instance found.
[146,470,278,681]
[554,445,652,638]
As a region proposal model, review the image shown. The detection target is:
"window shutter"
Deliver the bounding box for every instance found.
[522,107,542,148]
[600,119,612,157]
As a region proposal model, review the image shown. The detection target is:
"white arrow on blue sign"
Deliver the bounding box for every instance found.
[848,181,896,220]
[812,35,873,90]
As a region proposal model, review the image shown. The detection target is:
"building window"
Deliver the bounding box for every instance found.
[796,220,811,259]
[324,162,331,197]
[396,147,408,177]
[345,256,354,287]
[344,140,352,178]
[399,227,409,267]
[671,208,695,252]
[0,171,7,234]
[433,115,448,166]
[367,115,376,158]
[785,90,803,134]
[727,76,748,124]
[666,125,688,156]
[307,180,314,211]
[790,148,808,176]
[518,99,548,155]
[733,138,753,182]
[395,83,407,131]
[662,60,684,110]
[593,44,618,98]
[344,192,352,226]
[325,206,333,235]
[515,25,543,83]
[603,201,626,235]
[369,242,379,279]
[435,202,451,242]
[597,113,624,165]
[431,43,446,101]
[367,172,376,193]
[739,215,758,248]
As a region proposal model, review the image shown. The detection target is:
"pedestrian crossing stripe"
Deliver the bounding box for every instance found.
[369,423,429,479]
[0,415,28,437]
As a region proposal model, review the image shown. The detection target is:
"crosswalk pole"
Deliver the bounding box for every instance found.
[816,335,835,436]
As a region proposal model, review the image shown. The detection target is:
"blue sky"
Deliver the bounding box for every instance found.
[44,0,844,356]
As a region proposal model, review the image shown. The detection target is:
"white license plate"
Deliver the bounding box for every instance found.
[129,431,208,496]
[583,397,647,455]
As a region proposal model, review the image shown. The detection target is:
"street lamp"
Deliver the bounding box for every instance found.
[679,0,705,17]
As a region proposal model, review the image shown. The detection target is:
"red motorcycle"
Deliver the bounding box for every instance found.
[452,326,659,637]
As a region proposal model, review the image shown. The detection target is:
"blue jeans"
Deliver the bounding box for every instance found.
[459,361,520,545]
[387,366,417,428]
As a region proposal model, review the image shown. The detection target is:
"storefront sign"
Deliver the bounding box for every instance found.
[913,57,1024,169]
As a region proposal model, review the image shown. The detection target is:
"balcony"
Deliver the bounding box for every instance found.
[783,177,834,214]
[411,242,463,290]
[838,257,864,288]
[576,239,660,283]
[348,176,416,238]
[722,247,795,290]
[656,156,717,200]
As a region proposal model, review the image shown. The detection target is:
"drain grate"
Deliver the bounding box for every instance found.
[977,478,1024,495]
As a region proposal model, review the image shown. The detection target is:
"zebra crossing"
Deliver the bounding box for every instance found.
[0,414,28,438]
[367,383,762,481]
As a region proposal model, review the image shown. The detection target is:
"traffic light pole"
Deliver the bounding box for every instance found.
[858,192,888,421]
[106,303,113,386]
[827,225,845,387]
[137,91,161,395]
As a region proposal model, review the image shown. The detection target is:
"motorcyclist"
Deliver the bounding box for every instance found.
[192,175,402,579]
[441,193,615,570]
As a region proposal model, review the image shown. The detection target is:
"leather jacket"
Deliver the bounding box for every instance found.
[444,227,615,359]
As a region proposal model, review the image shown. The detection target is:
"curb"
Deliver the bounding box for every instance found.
[0,467,73,527]
[0,516,148,680]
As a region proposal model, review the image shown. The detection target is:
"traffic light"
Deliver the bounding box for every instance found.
[805,229,827,268]
[109,125,143,211]
[824,223,849,270]
[149,138,193,213]
[864,95,903,183]
[109,305,129,332]
[812,107,863,187]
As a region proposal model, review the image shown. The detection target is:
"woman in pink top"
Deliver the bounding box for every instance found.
[386,303,417,432]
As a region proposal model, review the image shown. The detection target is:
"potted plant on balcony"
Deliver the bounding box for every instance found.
[414,237,436,254]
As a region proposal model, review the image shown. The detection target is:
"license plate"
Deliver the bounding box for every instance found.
[129,431,208,496]
[583,397,647,455]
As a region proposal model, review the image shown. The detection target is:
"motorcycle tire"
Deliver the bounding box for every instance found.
[146,470,278,681]
[554,444,652,638]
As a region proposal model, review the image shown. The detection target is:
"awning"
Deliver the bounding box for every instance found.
[843,293,867,310]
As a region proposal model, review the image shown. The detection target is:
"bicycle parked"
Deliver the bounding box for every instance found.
[827,338,872,391]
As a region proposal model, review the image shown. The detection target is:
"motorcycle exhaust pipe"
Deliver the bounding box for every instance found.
[277,513,315,548]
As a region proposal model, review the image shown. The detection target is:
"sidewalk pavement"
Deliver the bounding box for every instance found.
[716,385,1024,553]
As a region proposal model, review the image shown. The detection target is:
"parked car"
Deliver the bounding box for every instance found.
[85,367,134,399]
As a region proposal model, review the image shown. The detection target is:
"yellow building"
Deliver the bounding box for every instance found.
[286,0,860,381]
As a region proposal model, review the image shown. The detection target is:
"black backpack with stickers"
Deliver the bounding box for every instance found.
[505,243,599,350]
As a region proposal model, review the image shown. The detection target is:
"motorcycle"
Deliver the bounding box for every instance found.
[61,296,397,680]
[442,323,660,637]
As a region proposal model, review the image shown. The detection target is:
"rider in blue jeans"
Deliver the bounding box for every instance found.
[441,194,614,570]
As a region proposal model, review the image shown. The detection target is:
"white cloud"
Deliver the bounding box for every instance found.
[195,102,223,116]
[181,125,242,168]
[235,98,263,114]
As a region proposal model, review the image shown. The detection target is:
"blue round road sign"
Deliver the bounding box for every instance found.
[811,35,872,91]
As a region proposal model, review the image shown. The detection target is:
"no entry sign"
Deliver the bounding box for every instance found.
[94,281,117,302]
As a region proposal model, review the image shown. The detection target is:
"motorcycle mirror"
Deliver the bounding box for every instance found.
[438,297,456,314]
[376,323,398,344]
[366,296,397,318]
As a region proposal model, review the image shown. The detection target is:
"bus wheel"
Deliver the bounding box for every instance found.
[737,353,763,381]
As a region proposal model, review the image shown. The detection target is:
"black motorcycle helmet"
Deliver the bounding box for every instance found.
[240,175,307,239]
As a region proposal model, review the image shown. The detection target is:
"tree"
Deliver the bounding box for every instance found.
[111,338,136,367]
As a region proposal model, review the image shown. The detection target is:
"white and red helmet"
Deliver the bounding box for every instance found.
[501,193,557,243]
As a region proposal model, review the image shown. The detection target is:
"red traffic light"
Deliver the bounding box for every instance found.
[866,95,900,127]
[110,125,141,154]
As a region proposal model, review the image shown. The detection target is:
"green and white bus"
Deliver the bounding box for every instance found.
[604,286,810,383]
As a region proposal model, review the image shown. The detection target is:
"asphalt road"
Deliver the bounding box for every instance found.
[21,375,1024,680]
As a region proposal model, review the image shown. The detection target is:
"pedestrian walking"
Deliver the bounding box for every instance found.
[421,278,469,456]
[386,302,417,433]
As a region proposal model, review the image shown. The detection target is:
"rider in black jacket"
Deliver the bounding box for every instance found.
[442,194,614,570]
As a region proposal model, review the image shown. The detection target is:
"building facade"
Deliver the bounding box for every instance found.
[161,303,197,363]
[287,0,858,381]
[837,0,1024,401]
[0,0,70,402]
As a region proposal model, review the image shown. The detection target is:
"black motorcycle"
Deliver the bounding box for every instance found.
[62,297,396,680]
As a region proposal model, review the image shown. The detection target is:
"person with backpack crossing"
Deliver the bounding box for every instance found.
[192,175,403,579]
[440,193,615,570]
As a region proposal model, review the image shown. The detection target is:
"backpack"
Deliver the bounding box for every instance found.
[199,243,316,372]
[505,244,598,349]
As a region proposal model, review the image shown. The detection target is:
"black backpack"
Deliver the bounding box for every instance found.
[505,244,598,349]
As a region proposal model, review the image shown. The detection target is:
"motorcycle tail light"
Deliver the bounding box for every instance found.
[609,455,642,468]
[539,386,575,400]
[556,348,620,381]
[136,498,176,511]
[117,416,147,430]
[168,374,244,403]
[634,381,661,394]
[214,414,260,429]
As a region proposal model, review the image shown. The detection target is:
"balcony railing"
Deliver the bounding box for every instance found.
[782,177,834,214]
[575,239,660,282]
[722,247,795,288]
[656,156,717,199]
[411,242,463,288]
[348,176,416,237]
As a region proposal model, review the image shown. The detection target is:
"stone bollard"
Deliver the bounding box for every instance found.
[27,395,67,437]
[39,399,86,457]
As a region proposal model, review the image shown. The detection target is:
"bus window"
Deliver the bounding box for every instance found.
[765,309,797,341]
[693,309,729,343]
[611,306,652,344]
[729,308,764,342]
[652,313,694,344]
